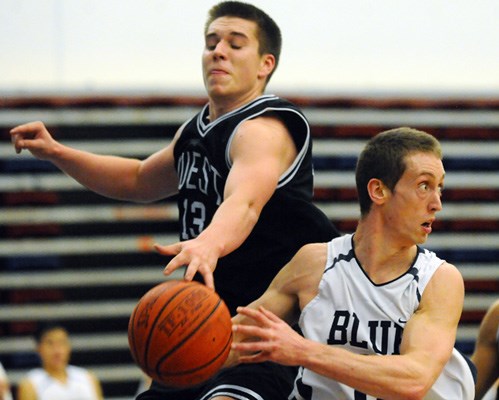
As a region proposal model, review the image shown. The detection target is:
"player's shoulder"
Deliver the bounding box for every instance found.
[239,113,288,132]
[435,261,463,281]
[234,116,293,150]
[295,241,329,260]
[420,260,464,309]
[275,242,328,296]
[425,260,464,292]
[286,242,329,278]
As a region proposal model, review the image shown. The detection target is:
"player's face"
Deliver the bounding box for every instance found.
[202,17,273,103]
[384,152,444,245]
[37,328,71,372]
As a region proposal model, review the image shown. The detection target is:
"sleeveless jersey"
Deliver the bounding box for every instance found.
[26,365,99,400]
[291,233,475,400]
[174,94,338,314]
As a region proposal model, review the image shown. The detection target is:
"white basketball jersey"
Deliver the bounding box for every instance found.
[290,233,475,400]
[27,365,99,400]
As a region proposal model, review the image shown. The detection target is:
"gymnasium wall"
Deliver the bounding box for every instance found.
[0,94,497,399]
[1,0,498,94]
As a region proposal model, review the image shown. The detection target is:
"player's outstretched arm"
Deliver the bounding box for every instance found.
[156,116,297,288]
[10,121,179,202]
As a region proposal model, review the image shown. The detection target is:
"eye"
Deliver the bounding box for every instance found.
[205,36,219,50]
[418,182,430,192]
[229,39,243,49]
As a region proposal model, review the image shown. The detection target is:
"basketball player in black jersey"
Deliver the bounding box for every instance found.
[10,2,339,399]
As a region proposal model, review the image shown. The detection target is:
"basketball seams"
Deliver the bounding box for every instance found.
[161,322,233,378]
[128,281,190,374]
[143,282,197,374]
[155,297,222,374]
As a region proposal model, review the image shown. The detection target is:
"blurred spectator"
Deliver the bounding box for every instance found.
[17,322,103,400]
[0,362,13,400]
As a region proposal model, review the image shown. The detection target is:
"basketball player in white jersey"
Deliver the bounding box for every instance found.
[229,127,476,399]
[472,299,499,399]
[17,323,103,400]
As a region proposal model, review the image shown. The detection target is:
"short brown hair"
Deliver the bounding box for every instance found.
[355,127,442,216]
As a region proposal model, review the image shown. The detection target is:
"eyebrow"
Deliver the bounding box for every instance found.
[206,31,250,40]
[418,171,446,182]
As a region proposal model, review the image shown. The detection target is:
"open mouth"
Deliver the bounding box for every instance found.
[421,221,433,234]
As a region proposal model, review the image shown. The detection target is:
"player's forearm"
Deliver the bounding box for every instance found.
[300,341,437,400]
[49,143,149,201]
[198,194,260,258]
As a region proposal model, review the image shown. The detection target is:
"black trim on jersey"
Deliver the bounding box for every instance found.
[294,367,313,400]
[324,248,355,274]
[348,236,427,288]
[412,246,426,302]
[199,385,261,400]
[407,267,422,302]
[196,94,280,137]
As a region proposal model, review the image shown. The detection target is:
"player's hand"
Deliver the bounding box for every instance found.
[10,121,59,159]
[154,238,220,290]
[232,306,305,366]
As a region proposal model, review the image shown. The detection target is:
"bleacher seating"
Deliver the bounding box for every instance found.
[0,94,497,399]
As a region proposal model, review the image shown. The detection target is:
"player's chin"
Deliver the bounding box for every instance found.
[206,82,235,97]
[415,232,429,245]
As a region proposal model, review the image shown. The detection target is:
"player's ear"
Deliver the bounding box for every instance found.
[258,53,275,80]
[367,178,388,205]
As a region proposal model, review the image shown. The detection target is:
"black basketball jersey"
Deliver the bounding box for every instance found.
[174,94,339,314]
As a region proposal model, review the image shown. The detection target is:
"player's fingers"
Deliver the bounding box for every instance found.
[155,243,187,275]
[258,306,281,322]
[154,242,182,256]
[11,133,23,154]
[163,255,187,275]
[9,121,45,134]
[232,324,266,338]
[195,264,215,290]
[236,306,269,325]
[232,341,268,363]
[182,261,199,282]
[239,354,268,364]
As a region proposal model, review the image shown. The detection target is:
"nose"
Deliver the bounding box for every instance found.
[212,40,228,60]
[430,190,443,212]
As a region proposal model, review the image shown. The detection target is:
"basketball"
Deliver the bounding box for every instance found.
[128,280,233,388]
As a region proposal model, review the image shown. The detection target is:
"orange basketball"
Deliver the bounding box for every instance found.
[128,280,233,388]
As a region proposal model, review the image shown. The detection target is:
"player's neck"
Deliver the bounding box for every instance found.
[354,222,418,283]
[208,89,264,121]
